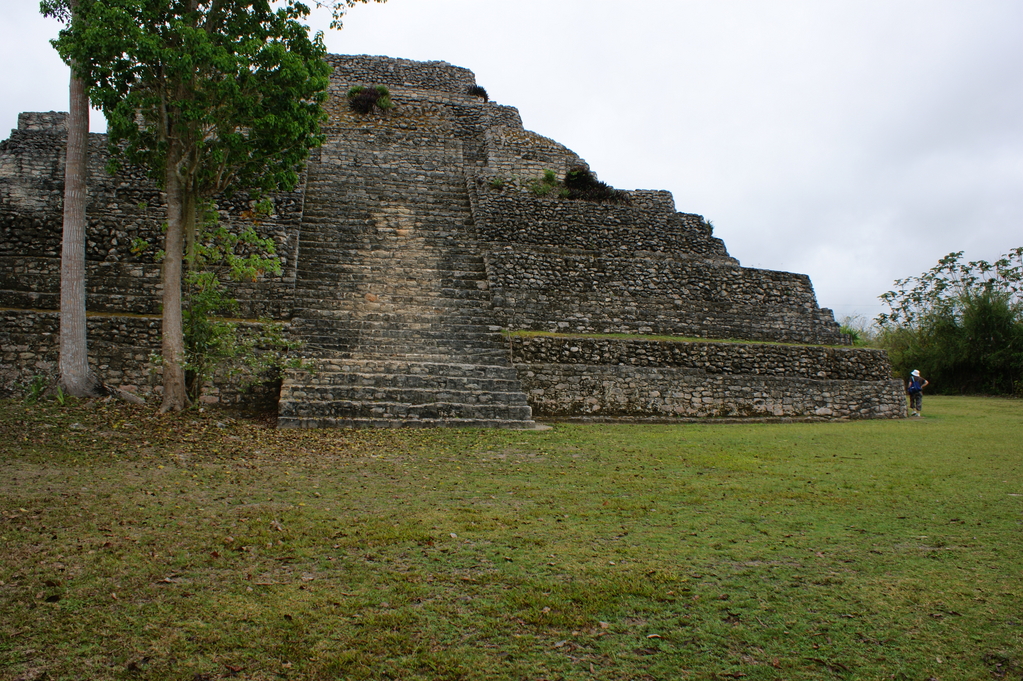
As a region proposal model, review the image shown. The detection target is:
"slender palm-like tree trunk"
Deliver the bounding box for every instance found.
[159,154,189,412]
[58,49,97,397]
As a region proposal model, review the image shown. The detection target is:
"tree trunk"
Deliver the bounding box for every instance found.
[184,189,197,265]
[58,56,98,397]
[159,153,189,412]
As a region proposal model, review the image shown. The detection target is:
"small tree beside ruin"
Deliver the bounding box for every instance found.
[876,247,1023,395]
[53,0,334,412]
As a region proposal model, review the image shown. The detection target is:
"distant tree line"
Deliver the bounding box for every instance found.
[875,248,1023,396]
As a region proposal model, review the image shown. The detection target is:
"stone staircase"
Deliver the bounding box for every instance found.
[277,138,536,429]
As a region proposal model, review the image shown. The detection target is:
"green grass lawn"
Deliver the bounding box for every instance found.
[1,396,1020,680]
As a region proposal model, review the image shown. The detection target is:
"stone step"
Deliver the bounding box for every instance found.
[294,276,487,289]
[297,234,476,247]
[300,348,512,363]
[277,415,539,430]
[302,176,470,189]
[291,289,492,306]
[296,345,508,361]
[291,310,501,327]
[278,398,533,421]
[296,269,484,281]
[302,183,470,193]
[292,275,489,292]
[291,304,497,319]
[295,224,475,236]
[295,263,486,278]
[296,230,476,242]
[292,320,504,337]
[298,207,472,219]
[300,185,471,197]
[292,358,521,379]
[300,209,473,221]
[291,246,482,259]
[296,228,476,240]
[281,385,530,406]
[296,320,501,338]
[294,270,487,283]
[292,323,504,340]
[295,264,488,279]
[293,327,504,341]
[288,291,495,308]
[295,245,484,262]
[287,370,522,392]
[294,320,501,334]
[291,311,499,326]
[298,223,475,234]
[296,346,511,362]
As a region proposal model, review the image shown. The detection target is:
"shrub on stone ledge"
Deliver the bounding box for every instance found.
[528,169,559,197]
[564,166,631,204]
[347,85,393,114]
[467,85,489,101]
[490,168,631,204]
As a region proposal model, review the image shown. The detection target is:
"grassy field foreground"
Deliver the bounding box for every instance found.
[0,396,1021,680]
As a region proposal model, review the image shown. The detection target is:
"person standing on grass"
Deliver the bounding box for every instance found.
[907,369,929,417]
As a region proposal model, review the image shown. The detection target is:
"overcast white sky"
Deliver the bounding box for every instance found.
[3,0,1021,323]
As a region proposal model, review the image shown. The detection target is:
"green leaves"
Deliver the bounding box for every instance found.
[53,0,331,197]
[876,247,1023,395]
[47,0,338,409]
[318,0,388,30]
[877,247,1023,328]
[347,84,393,114]
[177,200,301,402]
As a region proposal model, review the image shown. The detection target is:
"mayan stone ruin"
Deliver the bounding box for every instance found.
[0,55,908,426]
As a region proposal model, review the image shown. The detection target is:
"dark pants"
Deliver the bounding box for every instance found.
[909,392,922,412]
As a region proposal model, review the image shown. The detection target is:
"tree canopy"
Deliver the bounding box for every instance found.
[51,0,336,411]
[54,0,332,203]
[877,248,1023,395]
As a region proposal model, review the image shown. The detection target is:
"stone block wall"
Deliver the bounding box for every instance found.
[1,309,159,396]
[0,308,282,406]
[466,179,845,345]
[510,335,893,380]
[511,335,904,420]
[519,364,905,420]
[482,126,587,180]
[1,54,896,421]
[0,112,305,320]
[328,55,478,95]
[484,250,841,343]
[470,189,732,259]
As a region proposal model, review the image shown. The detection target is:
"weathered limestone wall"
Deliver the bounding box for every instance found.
[511,336,904,420]
[323,54,584,176]
[0,54,896,420]
[519,364,905,420]
[466,179,846,345]
[471,189,732,260]
[510,335,893,380]
[0,308,280,405]
[1,309,158,394]
[0,112,301,401]
[0,112,304,320]
[329,55,478,93]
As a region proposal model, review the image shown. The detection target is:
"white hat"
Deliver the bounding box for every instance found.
[911,370,921,377]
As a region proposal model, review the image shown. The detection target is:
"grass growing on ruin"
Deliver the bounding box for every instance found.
[504,329,859,349]
[1,397,1020,680]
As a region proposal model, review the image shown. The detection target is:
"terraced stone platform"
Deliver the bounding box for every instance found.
[1,54,904,423]
[275,96,536,428]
